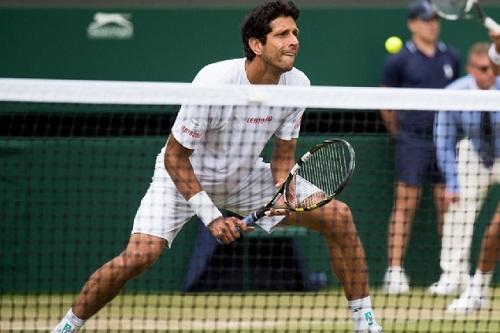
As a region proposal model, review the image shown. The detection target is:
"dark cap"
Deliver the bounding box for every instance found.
[408,0,436,20]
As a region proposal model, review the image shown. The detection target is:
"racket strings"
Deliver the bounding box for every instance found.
[432,0,469,19]
[297,142,352,200]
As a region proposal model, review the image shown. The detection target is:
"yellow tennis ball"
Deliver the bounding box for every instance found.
[385,36,403,54]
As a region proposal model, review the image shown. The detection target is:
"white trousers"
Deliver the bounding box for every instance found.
[440,139,500,279]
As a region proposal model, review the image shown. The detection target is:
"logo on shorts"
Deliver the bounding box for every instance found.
[87,12,133,39]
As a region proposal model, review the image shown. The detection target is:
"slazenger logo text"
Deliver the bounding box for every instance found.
[87,12,133,39]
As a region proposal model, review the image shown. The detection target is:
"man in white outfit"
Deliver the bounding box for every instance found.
[431,41,500,296]
[51,1,383,332]
[444,30,500,314]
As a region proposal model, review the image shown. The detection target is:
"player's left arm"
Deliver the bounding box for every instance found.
[270,137,297,186]
[270,137,297,213]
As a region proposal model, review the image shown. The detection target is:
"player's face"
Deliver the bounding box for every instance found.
[260,16,299,72]
[467,54,496,90]
[409,16,440,44]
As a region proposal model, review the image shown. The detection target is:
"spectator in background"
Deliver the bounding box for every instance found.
[431,42,500,296]
[380,0,460,294]
[445,24,500,315]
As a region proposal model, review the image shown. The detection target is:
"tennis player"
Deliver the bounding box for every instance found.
[52,1,382,332]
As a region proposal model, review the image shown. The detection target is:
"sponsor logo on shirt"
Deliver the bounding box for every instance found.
[246,116,273,125]
[87,12,133,39]
[181,125,201,138]
[443,63,454,80]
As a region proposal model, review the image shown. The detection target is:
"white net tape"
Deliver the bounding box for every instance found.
[1,77,500,110]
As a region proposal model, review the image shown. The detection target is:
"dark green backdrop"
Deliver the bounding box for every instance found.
[1,4,499,292]
[1,5,500,84]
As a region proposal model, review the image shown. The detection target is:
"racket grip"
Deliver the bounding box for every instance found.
[483,16,500,32]
[216,211,260,244]
[242,211,259,226]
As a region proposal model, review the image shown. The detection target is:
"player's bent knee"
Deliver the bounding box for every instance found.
[115,238,165,278]
[318,201,356,236]
[116,249,161,279]
[326,200,353,223]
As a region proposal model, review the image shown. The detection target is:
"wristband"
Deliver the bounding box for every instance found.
[488,43,500,65]
[188,191,223,226]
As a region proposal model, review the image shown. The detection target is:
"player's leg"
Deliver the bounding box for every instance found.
[285,201,367,298]
[52,233,166,332]
[447,204,500,313]
[283,201,383,332]
[52,154,192,332]
[73,233,166,318]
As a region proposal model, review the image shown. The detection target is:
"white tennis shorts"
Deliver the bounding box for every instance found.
[131,152,318,246]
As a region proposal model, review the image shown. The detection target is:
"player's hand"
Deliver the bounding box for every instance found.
[443,191,460,212]
[208,216,255,244]
[268,178,296,216]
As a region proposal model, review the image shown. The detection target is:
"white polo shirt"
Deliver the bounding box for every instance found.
[171,58,310,186]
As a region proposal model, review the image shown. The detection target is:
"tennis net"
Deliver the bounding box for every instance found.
[1,78,499,332]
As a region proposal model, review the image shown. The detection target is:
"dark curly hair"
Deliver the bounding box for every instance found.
[241,1,300,60]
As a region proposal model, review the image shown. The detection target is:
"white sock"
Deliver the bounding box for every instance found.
[349,296,377,328]
[348,296,372,311]
[387,266,404,273]
[60,309,86,328]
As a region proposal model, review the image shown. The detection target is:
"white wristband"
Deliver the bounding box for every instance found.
[188,191,223,226]
[488,43,500,65]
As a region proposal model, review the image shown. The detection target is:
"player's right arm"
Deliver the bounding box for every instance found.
[164,135,253,244]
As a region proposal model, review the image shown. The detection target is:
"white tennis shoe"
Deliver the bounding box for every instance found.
[355,322,384,333]
[427,274,470,296]
[383,267,410,294]
[447,284,489,314]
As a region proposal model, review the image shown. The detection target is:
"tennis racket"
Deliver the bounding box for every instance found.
[431,0,500,31]
[243,138,355,226]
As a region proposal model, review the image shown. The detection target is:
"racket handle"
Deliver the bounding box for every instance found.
[216,211,261,244]
[242,211,260,226]
[483,16,500,32]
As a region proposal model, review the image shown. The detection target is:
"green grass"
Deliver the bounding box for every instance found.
[1,288,499,332]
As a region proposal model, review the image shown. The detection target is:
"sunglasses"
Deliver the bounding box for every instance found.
[470,64,492,73]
